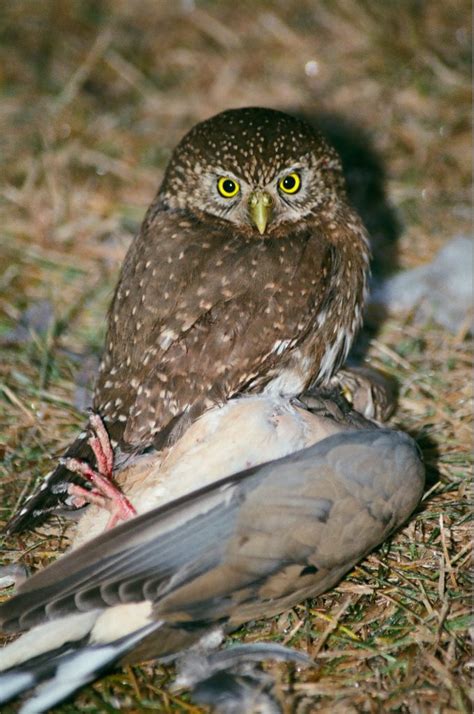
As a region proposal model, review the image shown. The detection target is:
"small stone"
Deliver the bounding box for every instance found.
[370,236,473,333]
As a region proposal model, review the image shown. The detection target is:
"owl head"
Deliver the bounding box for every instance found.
[160,107,346,235]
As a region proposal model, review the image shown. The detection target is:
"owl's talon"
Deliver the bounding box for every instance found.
[64,458,136,528]
[68,483,108,510]
[68,484,129,529]
[63,414,137,528]
[88,413,114,475]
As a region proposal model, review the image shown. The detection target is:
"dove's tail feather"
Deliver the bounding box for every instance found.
[0,621,161,713]
[0,636,90,706]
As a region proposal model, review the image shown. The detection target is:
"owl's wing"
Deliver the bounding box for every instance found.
[95,207,333,448]
[0,429,424,712]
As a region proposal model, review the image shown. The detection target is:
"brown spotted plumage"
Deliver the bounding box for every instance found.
[8,107,370,533]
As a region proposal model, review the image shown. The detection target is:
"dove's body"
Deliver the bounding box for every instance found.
[0,399,424,712]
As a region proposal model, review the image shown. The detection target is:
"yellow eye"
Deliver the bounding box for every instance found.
[279,172,301,194]
[217,176,240,198]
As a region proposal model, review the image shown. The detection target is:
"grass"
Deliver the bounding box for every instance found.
[0,1,472,711]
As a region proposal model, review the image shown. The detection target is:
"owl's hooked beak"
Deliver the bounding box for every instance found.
[248,191,273,235]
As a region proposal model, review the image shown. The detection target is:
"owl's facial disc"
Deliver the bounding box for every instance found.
[211,168,306,235]
[160,107,346,233]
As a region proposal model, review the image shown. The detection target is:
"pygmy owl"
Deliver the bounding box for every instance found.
[8,106,370,533]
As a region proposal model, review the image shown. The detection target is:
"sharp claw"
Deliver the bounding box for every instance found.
[88,435,106,474]
[64,415,136,527]
[68,483,107,510]
[89,413,114,473]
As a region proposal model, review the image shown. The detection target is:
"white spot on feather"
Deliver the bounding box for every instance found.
[158,329,178,351]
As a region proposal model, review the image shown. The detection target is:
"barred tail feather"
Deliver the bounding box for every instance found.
[7,432,93,534]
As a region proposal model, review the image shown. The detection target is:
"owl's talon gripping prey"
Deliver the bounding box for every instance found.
[63,459,136,528]
[87,412,114,477]
[63,414,136,528]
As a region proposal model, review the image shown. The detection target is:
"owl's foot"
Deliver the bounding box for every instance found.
[328,366,397,423]
[63,413,137,529]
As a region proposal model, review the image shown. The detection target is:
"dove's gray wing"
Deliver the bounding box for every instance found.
[1,429,424,640]
[0,428,424,712]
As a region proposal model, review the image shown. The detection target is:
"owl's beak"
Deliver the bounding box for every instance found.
[248,191,273,235]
